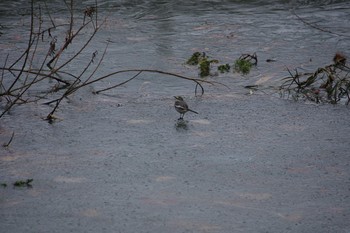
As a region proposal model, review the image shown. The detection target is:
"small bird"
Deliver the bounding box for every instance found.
[174,96,198,120]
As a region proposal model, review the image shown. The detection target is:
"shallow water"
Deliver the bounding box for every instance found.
[1,0,349,88]
[1,1,350,233]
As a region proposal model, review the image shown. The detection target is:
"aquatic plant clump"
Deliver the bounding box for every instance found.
[234,59,252,75]
[234,53,257,75]
[13,179,33,188]
[280,53,350,105]
[199,58,211,77]
[186,52,219,77]
[186,52,258,77]
[218,64,230,73]
[186,52,205,65]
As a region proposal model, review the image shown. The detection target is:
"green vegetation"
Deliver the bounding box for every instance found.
[234,53,257,75]
[234,59,253,75]
[1,179,34,188]
[199,58,211,77]
[186,52,219,77]
[184,51,349,105]
[13,179,33,187]
[186,52,204,65]
[218,64,230,73]
[186,52,258,77]
[199,57,218,77]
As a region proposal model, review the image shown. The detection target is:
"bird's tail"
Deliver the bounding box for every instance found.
[188,109,198,114]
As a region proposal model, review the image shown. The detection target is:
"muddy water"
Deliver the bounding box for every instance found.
[1,1,350,233]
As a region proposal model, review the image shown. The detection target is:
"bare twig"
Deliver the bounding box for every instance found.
[83,41,109,85]
[6,0,35,93]
[3,132,15,148]
[0,0,36,117]
[44,0,56,28]
[0,54,9,94]
[292,10,348,37]
[94,71,143,94]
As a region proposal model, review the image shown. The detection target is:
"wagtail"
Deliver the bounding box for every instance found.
[174,96,198,120]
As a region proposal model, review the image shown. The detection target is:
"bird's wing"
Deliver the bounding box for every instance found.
[175,103,187,111]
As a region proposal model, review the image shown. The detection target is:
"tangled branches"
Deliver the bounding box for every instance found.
[0,0,218,123]
[280,54,350,104]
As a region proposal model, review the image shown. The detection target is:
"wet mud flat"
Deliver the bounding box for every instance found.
[1,93,349,233]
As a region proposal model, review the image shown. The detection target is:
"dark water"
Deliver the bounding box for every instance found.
[1,1,350,233]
